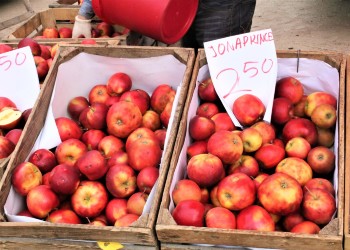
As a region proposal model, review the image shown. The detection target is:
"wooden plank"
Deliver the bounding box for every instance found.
[155,49,345,250]
[10,13,42,38]
[0,11,35,31]
[0,237,158,250]
[0,45,195,247]
[343,55,350,250]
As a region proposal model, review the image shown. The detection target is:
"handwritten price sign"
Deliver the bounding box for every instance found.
[204,29,277,127]
[0,46,40,111]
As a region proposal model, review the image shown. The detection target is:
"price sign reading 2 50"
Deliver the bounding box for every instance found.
[217,58,274,99]
[0,52,27,71]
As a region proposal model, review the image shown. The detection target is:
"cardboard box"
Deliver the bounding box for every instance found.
[0,45,195,249]
[343,55,350,250]
[156,49,345,250]
[2,8,126,44]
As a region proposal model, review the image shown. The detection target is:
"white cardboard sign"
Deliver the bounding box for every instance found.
[0,47,40,111]
[204,29,277,127]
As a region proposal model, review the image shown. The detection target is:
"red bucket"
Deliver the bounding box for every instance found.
[92,0,199,44]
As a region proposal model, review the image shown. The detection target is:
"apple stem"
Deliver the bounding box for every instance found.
[304,186,316,198]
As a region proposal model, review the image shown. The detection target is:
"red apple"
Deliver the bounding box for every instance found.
[198,77,218,102]
[293,95,308,117]
[43,27,59,38]
[81,129,106,150]
[18,37,41,56]
[306,146,335,175]
[254,143,285,169]
[67,96,90,121]
[154,128,167,150]
[207,130,243,164]
[271,97,294,125]
[89,214,108,226]
[209,185,221,207]
[302,188,336,225]
[120,89,150,115]
[88,84,110,105]
[232,94,265,127]
[196,102,219,118]
[126,192,148,216]
[217,172,256,211]
[290,221,320,234]
[34,56,49,80]
[107,151,128,168]
[275,76,304,104]
[58,27,73,38]
[55,117,83,141]
[282,118,318,146]
[285,137,311,159]
[211,112,236,132]
[317,127,335,148]
[258,172,303,216]
[11,162,42,196]
[105,198,128,225]
[172,179,202,206]
[47,208,82,224]
[303,178,335,197]
[39,44,51,60]
[28,148,57,173]
[114,213,139,227]
[105,164,137,198]
[189,115,215,141]
[26,185,60,219]
[227,155,259,178]
[142,110,161,131]
[50,43,59,58]
[0,97,17,111]
[160,97,174,128]
[0,135,15,159]
[5,128,22,145]
[71,180,109,218]
[75,150,108,180]
[187,153,225,188]
[136,166,159,194]
[236,205,275,231]
[282,211,305,231]
[127,137,162,171]
[186,140,208,159]
[0,44,12,54]
[98,135,124,158]
[79,102,108,130]
[107,72,132,96]
[49,164,81,195]
[96,22,114,37]
[206,207,236,229]
[254,172,269,189]
[125,127,157,150]
[150,84,176,114]
[81,39,97,45]
[55,138,88,167]
[172,200,205,227]
[106,101,142,138]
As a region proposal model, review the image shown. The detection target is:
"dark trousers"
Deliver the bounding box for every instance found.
[182,0,256,49]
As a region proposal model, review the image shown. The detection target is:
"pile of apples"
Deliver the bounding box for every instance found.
[0,97,31,160]
[171,76,337,234]
[0,20,128,82]
[36,22,129,39]
[10,71,175,227]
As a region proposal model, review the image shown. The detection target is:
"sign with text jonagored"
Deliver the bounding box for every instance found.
[204,29,277,128]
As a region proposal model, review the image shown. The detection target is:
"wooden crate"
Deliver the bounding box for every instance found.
[0,45,195,249]
[48,0,81,8]
[156,49,346,250]
[2,8,126,43]
[343,55,350,250]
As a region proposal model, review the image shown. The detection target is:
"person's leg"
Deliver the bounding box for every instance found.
[185,0,256,48]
